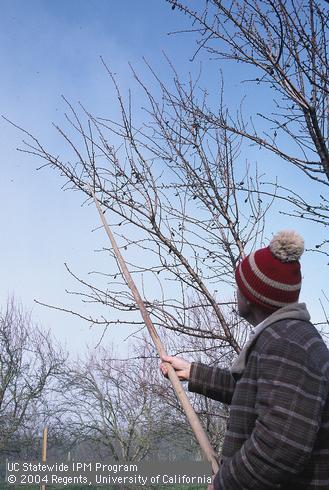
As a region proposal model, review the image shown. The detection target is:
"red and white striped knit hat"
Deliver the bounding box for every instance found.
[235,230,304,311]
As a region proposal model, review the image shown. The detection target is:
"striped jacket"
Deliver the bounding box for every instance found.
[188,304,329,489]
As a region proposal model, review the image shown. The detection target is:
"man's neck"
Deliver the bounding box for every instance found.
[248,307,272,327]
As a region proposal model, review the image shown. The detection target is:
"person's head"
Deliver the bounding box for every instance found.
[235,230,304,324]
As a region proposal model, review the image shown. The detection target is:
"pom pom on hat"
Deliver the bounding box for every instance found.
[269,230,304,262]
[235,230,304,310]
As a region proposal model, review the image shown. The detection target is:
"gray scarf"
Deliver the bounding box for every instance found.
[230,302,311,375]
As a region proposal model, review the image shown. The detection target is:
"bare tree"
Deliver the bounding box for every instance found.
[0,297,66,454]
[166,0,329,253]
[13,55,276,360]
[61,344,185,462]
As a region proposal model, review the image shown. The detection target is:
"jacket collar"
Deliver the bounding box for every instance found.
[230,302,311,375]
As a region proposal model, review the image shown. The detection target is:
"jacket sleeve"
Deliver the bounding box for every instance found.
[188,362,236,405]
[215,338,327,489]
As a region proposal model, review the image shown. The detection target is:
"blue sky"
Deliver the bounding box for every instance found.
[1,0,327,356]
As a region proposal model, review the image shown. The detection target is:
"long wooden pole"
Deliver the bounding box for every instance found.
[91,190,219,474]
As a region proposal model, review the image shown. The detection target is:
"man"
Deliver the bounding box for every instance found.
[161,231,329,489]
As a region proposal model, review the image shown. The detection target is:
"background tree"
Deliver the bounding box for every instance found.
[60,344,187,462]
[0,297,66,455]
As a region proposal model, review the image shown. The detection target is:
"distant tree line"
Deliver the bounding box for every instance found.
[0,297,227,475]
